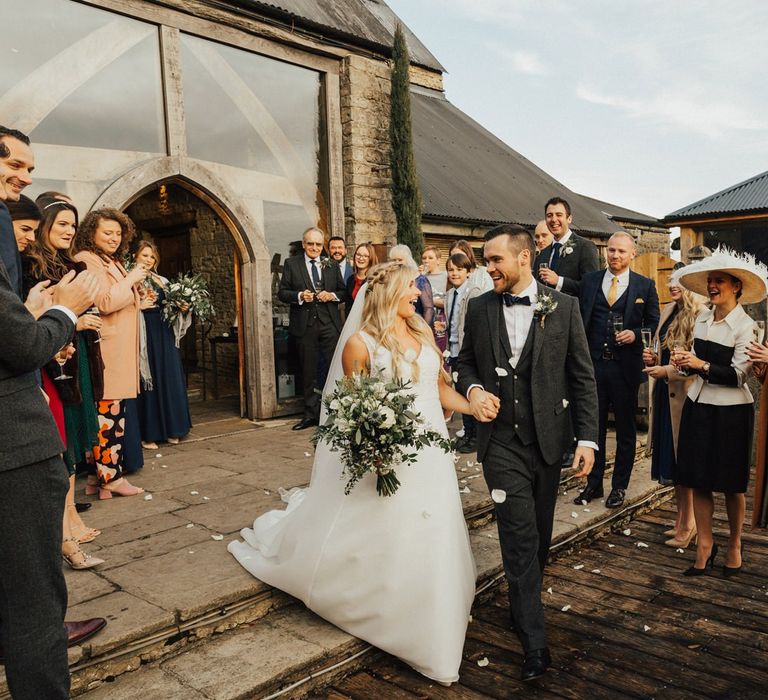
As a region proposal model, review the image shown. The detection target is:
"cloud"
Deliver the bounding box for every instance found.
[490,44,548,75]
[575,83,768,139]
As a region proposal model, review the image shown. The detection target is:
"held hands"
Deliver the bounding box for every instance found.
[538,267,559,286]
[52,270,99,316]
[468,387,500,423]
[571,446,595,478]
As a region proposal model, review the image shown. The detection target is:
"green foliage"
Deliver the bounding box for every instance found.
[389,23,424,259]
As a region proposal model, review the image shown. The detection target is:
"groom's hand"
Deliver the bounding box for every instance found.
[469,387,500,422]
[571,446,595,478]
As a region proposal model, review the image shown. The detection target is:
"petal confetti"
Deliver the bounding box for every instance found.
[622,528,632,536]
[561,605,571,612]
[495,367,509,377]
[143,494,153,501]
[190,491,199,496]
[573,564,584,570]
[491,489,507,503]
[477,657,489,667]
[636,542,649,548]
[211,534,224,541]
[643,625,651,632]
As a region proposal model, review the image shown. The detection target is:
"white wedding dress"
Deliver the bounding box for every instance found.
[228,330,476,683]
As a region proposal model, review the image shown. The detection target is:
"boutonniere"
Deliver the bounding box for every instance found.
[318,257,334,270]
[561,239,576,256]
[534,293,558,328]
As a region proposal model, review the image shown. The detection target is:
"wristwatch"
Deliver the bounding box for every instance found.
[701,361,711,377]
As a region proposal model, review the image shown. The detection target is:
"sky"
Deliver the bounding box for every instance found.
[385,0,768,219]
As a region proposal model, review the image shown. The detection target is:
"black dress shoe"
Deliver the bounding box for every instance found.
[66,618,107,646]
[75,502,92,513]
[573,484,603,505]
[605,488,626,509]
[521,647,551,681]
[292,417,318,431]
[457,436,477,454]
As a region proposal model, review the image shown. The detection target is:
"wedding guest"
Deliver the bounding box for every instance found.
[749,339,768,529]
[328,236,353,283]
[445,253,485,454]
[448,239,493,294]
[533,220,553,252]
[132,240,192,448]
[388,244,434,327]
[347,242,378,302]
[675,249,767,576]
[20,197,104,567]
[7,194,38,253]
[642,274,705,548]
[535,196,600,296]
[421,246,448,352]
[73,209,147,498]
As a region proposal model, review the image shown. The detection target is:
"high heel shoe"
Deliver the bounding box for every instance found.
[663,527,678,537]
[99,478,144,500]
[683,543,718,576]
[665,525,697,549]
[62,538,104,570]
[722,543,744,578]
[84,475,99,496]
[65,504,101,544]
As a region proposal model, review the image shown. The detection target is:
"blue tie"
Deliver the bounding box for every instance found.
[550,241,562,270]
[502,293,531,307]
[310,259,321,290]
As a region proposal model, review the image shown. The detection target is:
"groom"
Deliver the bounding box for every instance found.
[457,224,598,681]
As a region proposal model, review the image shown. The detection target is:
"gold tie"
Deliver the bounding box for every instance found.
[607,276,619,306]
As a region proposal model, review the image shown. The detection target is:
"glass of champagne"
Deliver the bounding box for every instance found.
[672,344,689,376]
[53,346,73,381]
[754,320,766,345]
[85,306,102,344]
[641,328,653,350]
[612,316,624,344]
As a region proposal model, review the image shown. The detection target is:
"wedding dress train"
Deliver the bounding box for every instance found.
[228,332,476,682]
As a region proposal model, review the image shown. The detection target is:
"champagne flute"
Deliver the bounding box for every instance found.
[753,320,766,345]
[612,316,624,344]
[86,306,102,344]
[641,328,653,350]
[672,344,689,376]
[538,262,549,271]
[53,346,73,381]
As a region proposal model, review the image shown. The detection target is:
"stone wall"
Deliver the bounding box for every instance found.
[340,54,397,247]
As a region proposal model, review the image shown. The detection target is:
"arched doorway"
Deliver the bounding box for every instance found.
[92,157,277,420]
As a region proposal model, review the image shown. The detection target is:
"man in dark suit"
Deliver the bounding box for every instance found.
[458,224,598,681]
[328,236,353,283]
[536,196,600,297]
[576,231,660,509]
[278,227,347,430]
[0,257,99,700]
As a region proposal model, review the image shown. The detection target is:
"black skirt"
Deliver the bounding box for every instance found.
[676,398,754,493]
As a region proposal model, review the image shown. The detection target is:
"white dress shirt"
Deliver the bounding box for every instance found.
[552,230,572,292]
[503,278,537,368]
[447,280,469,357]
[601,267,630,303]
[298,254,337,304]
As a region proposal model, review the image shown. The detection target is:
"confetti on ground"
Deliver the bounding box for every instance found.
[155,453,162,458]
[466,460,475,467]
[211,534,224,541]
[202,496,210,501]
[477,657,489,667]
[161,464,168,468]
[467,474,482,480]
[573,564,584,570]
[546,587,553,594]
[676,548,685,554]
[581,499,588,506]
[643,625,651,632]
[186,524,195,529]
[143,494,153,501]
[561,605,571,612]
[636,542,649,548]
[459,486,471,494]
[591,569,601,574]
[583,508,591,512]
[190,491,199,495]
[304,452,311,457]
[571,512,579,518]
[622,528,632,536]
[460,467,468,472]
[608,543,616,548]
[264,490,271,495]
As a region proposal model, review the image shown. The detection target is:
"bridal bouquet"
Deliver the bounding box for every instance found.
[315,373,452,497]
[162,272,215,325]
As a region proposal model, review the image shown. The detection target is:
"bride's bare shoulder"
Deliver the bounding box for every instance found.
[342,333,370,375]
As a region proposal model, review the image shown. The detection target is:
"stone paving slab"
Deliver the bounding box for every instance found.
[77,667,207,700]
[176,489,283,534]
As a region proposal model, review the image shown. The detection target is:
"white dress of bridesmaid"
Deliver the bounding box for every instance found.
[228,314,476,683]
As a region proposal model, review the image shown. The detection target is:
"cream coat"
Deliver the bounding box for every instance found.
[74,251,140,399]
[646,302,696,456]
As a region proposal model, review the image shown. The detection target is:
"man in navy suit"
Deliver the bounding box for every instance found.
[577,232,659,508]
[278,227,348,430]
[328,236,353,283]
[536,196,600,297]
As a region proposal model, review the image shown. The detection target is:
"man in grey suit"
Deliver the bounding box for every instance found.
[458,224,598,681]
[0,155,99,698]
[536,196,600,297]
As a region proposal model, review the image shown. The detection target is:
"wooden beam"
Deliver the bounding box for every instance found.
[159,25,186,157]
[666,213,768,227]
[0,20,153,132]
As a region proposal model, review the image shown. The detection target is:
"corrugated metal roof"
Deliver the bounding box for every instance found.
[411,89,621,236]
[223,0,444,71]
[579,194,660,226]
[666,169,768,221]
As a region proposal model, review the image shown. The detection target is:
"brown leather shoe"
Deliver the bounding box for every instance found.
[66,617,107,646]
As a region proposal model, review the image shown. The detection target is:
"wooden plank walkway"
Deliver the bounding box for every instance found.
[317,500,768,699]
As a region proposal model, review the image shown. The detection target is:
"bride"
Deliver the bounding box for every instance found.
[229,262,479,684]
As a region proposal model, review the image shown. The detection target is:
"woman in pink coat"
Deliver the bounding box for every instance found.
[73,209,146,499]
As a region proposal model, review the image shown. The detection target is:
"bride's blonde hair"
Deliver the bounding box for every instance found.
[361,262,442,381]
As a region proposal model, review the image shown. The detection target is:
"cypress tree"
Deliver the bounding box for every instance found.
[389,23,424,258]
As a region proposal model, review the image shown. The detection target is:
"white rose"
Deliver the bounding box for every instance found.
[329,399,340,411]
[334,417,349,432]
[378,407,396,429]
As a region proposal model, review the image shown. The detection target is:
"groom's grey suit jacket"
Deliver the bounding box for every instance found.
[457,283,598,465]
[0,259,74,471]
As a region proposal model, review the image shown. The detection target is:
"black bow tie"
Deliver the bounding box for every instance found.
[502,293,531,307]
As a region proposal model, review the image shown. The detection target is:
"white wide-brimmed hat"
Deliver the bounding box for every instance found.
[676,247,768,305]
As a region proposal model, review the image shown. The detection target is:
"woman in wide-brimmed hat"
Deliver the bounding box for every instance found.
[673,248,767,577]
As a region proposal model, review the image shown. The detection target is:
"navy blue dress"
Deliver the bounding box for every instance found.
[650,308,677,484]
[137,288,192,443]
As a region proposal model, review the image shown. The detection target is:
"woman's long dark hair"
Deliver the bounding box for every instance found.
[23,197,79,282]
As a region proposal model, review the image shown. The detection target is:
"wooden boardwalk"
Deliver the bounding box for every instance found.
[317,500,768,699]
